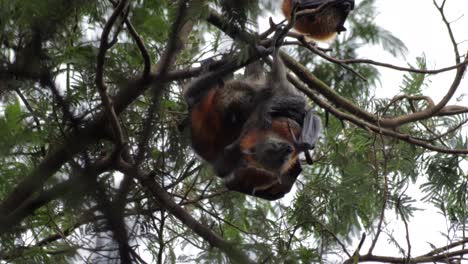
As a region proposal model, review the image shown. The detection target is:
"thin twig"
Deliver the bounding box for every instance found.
[298,38,367,81]
[340,57,468,74]
[95,0,129,147]
[433,0,461,63]
[109,0,151,77]
[287,74,468,154]
[367,133,389,254]
[397,203,412,262]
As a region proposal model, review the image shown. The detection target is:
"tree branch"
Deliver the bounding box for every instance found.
[109,0,151,77]
[95,0,129,147]
[287,73,468,154]
[116,161,256,264]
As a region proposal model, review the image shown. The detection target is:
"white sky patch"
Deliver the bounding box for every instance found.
[8,1,463,263]
[370,0,468,104]
[343,0,467,260]
[257,0,468,261]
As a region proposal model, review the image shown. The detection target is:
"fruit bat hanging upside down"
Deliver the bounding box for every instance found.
[221,113,321,200]
[282,0,355,40]
[213,50,322,200]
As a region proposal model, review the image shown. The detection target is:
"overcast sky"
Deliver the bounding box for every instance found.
[354,0,467,260]
[34,1,467,263]
[336,0,467,261]
[140,1,468,262]
[369,0,468,102]
[258,0,468,261]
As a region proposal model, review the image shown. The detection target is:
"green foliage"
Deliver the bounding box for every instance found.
[350,0,407,57]
[0,0,466,263]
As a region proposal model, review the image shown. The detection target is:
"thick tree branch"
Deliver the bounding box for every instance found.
[281,51,468,129]
[347,248,468,264]
[286,73,468,154]
[420,238,468,257]
[0,158,110,235]
[0,124,101,215]
[0,180,74,234]
[339,57,468,74]
[208,9,468,131]
[90,172,133,264]
[116,162,256,264]
[0,25,270,218]
[108,0,151,78]
[0,1,198,219]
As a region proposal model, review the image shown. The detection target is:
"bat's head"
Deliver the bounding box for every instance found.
[247,135,295,173]
[240,118,301,175]
[219,118,304,200]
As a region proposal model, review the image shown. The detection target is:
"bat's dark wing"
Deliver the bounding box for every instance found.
[297,0,354,10]
[213,142,243,178]
[299,109,322,150]
[224,162,302,201]
[253,161,302,200]
[224,168,278,200]
[269,96,307,125]
[183,59,222,108]
[296,0,330,8]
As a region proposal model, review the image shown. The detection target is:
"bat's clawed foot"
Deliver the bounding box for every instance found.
[298,142,314,152]
[255,45,274,57]
[252,187,258,196]
[272,25,289,48]
[304,150,314,165]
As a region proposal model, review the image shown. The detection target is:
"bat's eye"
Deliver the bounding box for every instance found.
[277,144,293,155]
[242,148,255,155]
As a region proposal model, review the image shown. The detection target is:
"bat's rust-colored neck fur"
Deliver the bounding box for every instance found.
[240,118,301,174]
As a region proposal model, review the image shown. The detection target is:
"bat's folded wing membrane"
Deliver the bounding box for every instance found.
[299,109,322,150]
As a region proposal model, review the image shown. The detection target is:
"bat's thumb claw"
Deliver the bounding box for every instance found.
[295,141,314,152]
[252,188,257,196]
[337,25,347,33]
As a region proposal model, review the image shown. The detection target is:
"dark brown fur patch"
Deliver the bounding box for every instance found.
[282,0,341,40]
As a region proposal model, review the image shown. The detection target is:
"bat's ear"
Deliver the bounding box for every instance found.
[345,0,355,11]
[299,109,322,150]
[337,25,347,33]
